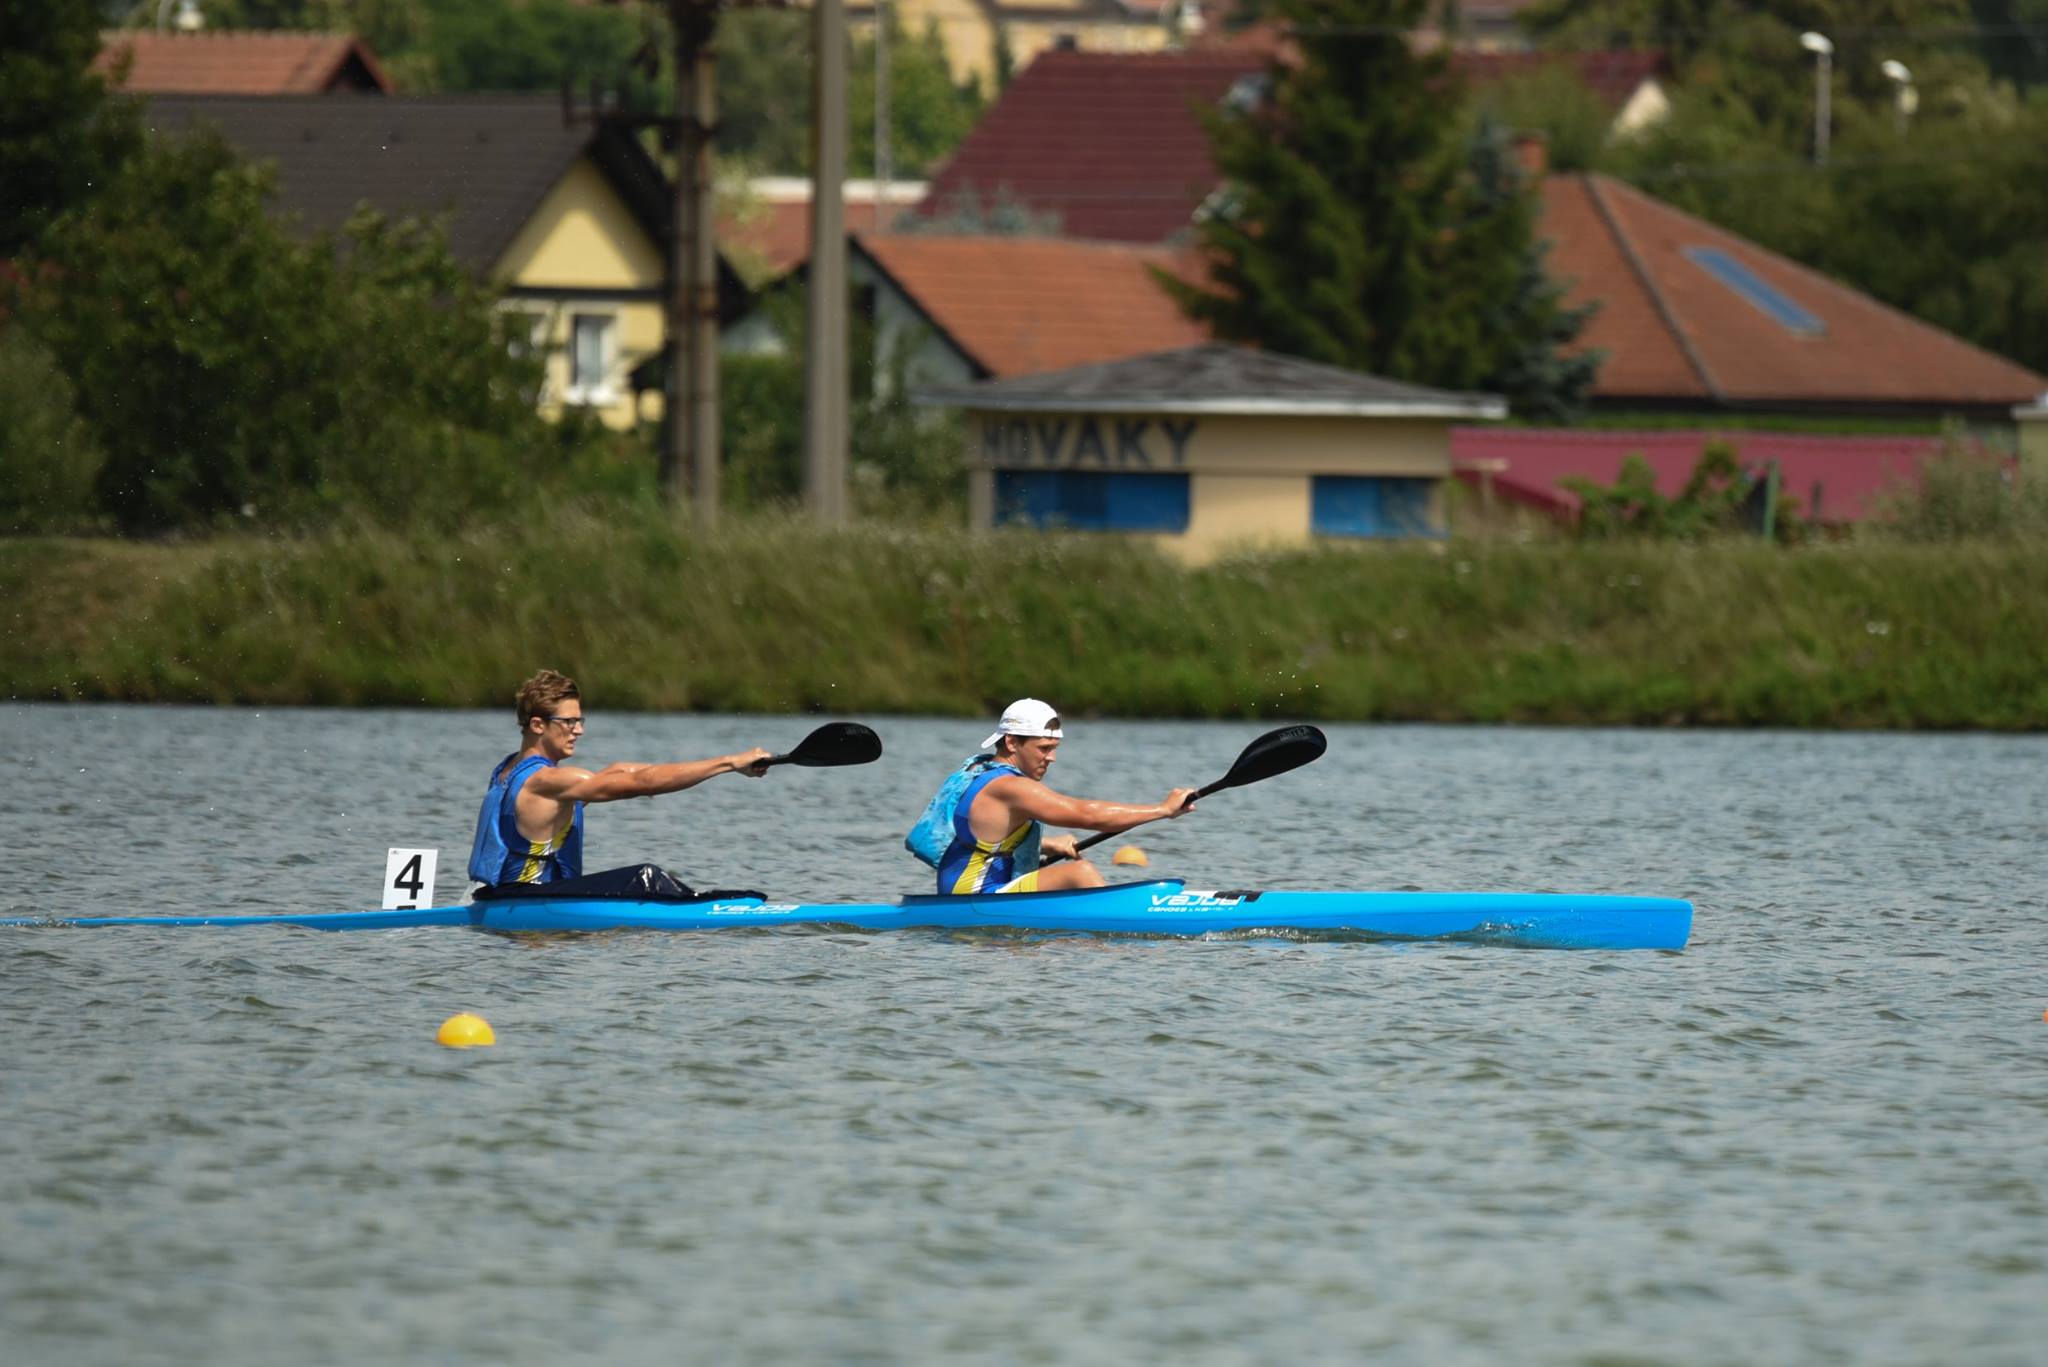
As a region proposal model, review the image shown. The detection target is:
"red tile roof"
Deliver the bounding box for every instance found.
[878,46,2044,410]
[1545,175,2045,410]
[918,49,1262,243]
[720,182,927,283]
[96,30,391,95]
[855,234,1209,377]
[1451,427,1958,525]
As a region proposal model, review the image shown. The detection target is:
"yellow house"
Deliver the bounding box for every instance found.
[142,94,743,432]
[916,343,1507,559]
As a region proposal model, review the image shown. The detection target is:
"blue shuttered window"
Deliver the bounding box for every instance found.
[994,471,1191,532]
[1311,476,1439,539]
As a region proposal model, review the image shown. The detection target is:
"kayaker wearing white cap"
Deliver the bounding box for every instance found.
[906,699,1196,894]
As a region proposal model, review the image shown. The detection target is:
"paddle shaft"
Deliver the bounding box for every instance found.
[1064,772,1233,858]
[1041,725,1327,865]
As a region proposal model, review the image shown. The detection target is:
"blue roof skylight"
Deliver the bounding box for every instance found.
[1683,245,1826,337]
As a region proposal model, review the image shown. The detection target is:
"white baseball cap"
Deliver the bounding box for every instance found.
[981,698,1063,750]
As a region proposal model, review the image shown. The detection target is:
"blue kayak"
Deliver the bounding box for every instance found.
[0,879,1692,950]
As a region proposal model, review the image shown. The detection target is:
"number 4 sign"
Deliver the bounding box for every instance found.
[382,848,439,910]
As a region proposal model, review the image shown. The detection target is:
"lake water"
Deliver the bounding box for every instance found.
[5,704,2046,1364]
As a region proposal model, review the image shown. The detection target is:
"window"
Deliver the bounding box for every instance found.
[995,471,1190,533]
[1682,246,1826,336]
[568,313,617,402]
[1312,476,1439,538]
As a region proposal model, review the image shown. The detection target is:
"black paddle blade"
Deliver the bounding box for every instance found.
[1200,724,1327,797]
[772,721,883,768]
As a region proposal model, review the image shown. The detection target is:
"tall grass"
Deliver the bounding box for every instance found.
[8,506,2047,727]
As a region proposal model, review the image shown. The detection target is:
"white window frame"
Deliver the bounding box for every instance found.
[566,311,619,406]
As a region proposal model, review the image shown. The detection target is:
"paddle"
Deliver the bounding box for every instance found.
[1042,723,1328,864]
[762,721,884,769]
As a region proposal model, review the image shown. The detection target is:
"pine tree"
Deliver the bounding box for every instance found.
[1165,0,1598,415]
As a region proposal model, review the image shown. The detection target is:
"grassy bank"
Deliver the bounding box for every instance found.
[6,510,2047,728]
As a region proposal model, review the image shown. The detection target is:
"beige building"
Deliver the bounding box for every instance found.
[915,344,1506,558]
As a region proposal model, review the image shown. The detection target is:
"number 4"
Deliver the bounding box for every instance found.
[382,848,439,910]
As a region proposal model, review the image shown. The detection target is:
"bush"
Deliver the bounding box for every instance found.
[0,325,102,533]
[1880,444,2048,542]
[1562,442,1754,540]
[16,126,605,533]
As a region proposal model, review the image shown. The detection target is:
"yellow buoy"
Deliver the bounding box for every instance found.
[437,1012,496,1048]
[1112,845,1150,867]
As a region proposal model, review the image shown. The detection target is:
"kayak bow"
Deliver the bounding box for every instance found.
[2,880,1691,950]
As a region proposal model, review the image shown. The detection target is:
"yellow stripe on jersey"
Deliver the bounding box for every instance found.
[947,822,1031,895]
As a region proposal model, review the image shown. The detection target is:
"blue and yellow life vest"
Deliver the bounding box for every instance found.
[468,753,584,887]
[932,760,1043,895]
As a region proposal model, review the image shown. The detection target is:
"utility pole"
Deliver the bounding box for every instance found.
[803,0,849,522]
[662,0,722,527]
[875,0,891,232]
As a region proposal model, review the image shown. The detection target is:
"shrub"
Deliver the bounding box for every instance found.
[16,126,600,532]
[1563,442,1754,540]
[0,325,102,533]
[1880,443,2048,542]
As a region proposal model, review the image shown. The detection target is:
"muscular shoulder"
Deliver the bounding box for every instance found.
[521,763,593,797]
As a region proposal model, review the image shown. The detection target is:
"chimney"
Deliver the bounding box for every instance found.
[1513,133,1549,178]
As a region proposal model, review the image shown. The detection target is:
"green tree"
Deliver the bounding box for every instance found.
[0,0,142,255]
[405,0,649,94]
[16,126,592,532]
[0,328,103,533]
[851,17,986,180]
[1465,118,1603,419]
[1170,0,1597,414]
[717,10,813,172]
[717,9,984,177]
[1582,4,2048,373]
[721,284,963,515]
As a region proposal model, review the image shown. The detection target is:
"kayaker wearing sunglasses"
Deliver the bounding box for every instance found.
[469,670,772,888]
[908,699,1196,894]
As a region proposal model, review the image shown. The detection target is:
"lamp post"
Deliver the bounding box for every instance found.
[157,0,204,32]
[1799,31,1833,166]
[1881,59,1917,136]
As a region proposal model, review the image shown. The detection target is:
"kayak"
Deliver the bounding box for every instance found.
[0,879,1692,950]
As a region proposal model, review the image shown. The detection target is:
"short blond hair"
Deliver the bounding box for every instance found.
[515,670,579,729]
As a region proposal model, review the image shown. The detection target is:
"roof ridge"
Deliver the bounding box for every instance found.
[101,28,359,41]
[1594,172,2046,388]
[1584,172,1725,403]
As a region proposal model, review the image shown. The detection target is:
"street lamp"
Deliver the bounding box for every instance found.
[1880,59,1917,136]
[1800,30,1833,166]
[157,0,205,32]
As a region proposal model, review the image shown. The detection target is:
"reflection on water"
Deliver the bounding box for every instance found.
[7,705,2048,1363]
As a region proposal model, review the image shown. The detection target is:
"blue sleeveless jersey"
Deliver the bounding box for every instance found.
[468,753,584,886]
[935,762,1043,895]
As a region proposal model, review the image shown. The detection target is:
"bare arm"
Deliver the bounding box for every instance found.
[989,776,1196,835]
[524,749,772,806]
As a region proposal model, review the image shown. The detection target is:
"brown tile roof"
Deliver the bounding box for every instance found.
[97,30,392,95]
[917,49,1263,243]
[855,234,1209,377]
[1546,175,2045,410]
